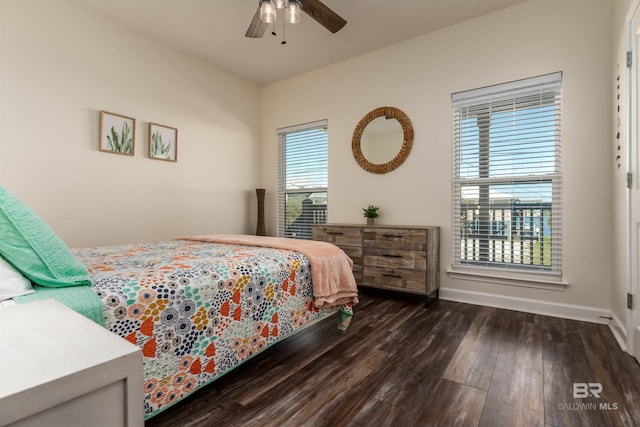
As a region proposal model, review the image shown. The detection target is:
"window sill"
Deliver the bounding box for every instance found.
[446,266,568,291]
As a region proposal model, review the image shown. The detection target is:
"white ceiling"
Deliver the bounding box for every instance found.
[70,0,527,86]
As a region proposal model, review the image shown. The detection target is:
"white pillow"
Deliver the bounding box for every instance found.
[0,255,34,301]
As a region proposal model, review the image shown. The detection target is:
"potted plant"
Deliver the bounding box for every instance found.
[362,204,379,225]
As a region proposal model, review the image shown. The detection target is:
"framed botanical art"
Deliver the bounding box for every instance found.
[99,111,135,155]
[149,122,178,162]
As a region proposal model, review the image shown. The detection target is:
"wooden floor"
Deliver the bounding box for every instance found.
[145,291,640,427]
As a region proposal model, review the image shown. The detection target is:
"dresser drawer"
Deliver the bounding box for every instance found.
[312,225,362,281]
[341,246,363,270]
[362,266,426,294]
[363,228,427,251]
[312,226,362,247]
[363,247,426,270]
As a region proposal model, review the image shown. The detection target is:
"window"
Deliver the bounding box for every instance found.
[277,120,328,240]
[452,72,562,276]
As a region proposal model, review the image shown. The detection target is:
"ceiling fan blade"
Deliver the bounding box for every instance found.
[245,6,268,38]
[300,0,347,33]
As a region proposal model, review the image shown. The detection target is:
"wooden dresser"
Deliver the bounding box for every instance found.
[312,224,440,300]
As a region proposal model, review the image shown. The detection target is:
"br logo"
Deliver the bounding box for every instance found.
[573,383,602,398]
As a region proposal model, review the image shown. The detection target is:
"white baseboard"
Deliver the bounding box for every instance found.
[609,312,628,352]
[439,287,611,325]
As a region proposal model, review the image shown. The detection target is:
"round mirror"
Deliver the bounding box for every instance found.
[360,116,403,164]
[352,107,413,174]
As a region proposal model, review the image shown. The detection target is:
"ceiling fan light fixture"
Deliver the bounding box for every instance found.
[274,0,289,9]
[259,0,276,24]
[246,0,345,40]
[285,0,301,24]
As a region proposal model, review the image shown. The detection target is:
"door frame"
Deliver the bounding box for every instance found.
[627,0,640,360]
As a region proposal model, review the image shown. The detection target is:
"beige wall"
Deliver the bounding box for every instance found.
[0,0,262,248]
[261,0,614,311]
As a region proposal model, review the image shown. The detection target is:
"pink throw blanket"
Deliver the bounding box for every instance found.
[178,235,359,309]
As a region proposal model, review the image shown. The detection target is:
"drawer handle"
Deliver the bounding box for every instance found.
[382,254,402,258]
[326,231,344,236]
[382,273,402,278]
[382,234,402,238]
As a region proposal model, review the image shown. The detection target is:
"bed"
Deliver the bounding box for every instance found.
[0,187,358,420]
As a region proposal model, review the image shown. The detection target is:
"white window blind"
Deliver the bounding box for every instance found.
[277,120,328,239]
[452,72,562,274]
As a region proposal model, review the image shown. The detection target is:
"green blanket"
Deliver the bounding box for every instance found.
[13,285,105,326]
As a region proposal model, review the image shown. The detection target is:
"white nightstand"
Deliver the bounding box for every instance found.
[0,299,143,427]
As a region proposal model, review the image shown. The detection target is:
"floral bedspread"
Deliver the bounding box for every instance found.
[72,240,353,419]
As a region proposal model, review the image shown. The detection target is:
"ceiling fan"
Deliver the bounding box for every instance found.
[245,0,347,38]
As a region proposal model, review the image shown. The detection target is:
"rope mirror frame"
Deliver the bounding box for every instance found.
[351,106,414,174]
